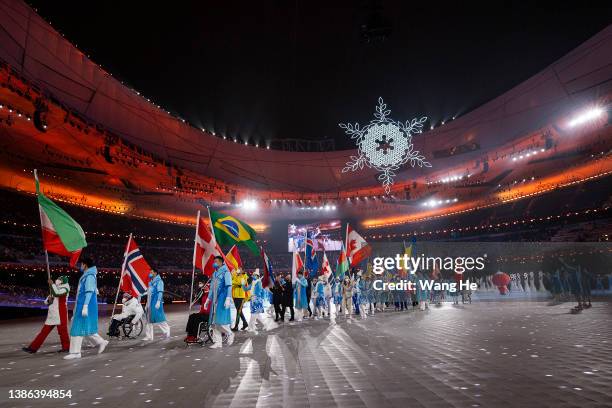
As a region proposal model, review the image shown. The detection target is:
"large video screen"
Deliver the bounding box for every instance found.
[288,220,343,252]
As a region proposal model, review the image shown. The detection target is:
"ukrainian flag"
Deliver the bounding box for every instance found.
[209,210,259,255]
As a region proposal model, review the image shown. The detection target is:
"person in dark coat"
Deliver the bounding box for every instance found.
[282,273,294,321]
[271,277,285,322]
[305,274,313,317]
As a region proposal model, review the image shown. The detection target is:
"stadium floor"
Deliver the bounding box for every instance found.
[1,301,611,408]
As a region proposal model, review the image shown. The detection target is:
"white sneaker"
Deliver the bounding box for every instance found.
[164,333,171,339]
[98,340,109,354]
[226,333,235,346]
[63,353,81,360]
[142,337,153,341]
[208,342,222,349]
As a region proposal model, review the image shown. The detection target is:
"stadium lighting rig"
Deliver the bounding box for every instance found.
[422,198,459,207]
[239,199,258,210]
[511,149,545,162]
[566,106,606,128]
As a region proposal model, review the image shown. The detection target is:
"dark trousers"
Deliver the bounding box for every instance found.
[283,301,295,320]
[186,313,208,337]
[273,302,284,320]
[233,298,247,328]
[108,319,122,337]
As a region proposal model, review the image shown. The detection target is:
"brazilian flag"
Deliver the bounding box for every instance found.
[209,210,259,255]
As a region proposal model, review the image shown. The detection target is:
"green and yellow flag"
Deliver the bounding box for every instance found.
[209,210,258,255]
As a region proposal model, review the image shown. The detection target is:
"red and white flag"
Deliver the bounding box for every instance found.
[193,211,224,277]
[291,251,304,284]
[320,252,333,281]
[120,236,151,297]
[261,247,275,289]
[346,223,371,267]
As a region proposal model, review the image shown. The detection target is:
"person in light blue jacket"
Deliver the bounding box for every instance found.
[247,270,278,334]
[205,256,234,348]
[144,269,170,340]
[64,257,108,360]
[294,270,309,320]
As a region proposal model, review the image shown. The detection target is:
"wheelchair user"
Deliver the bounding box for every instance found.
[185,277,211,343]
[108,291,144,337]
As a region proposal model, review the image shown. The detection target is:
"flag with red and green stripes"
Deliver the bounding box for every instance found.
[336,243,349,278]
[35,171,87,266]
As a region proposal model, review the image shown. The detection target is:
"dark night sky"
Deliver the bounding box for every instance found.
[27,1,612,149]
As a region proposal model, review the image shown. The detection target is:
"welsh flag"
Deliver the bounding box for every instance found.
[346,223,371,267]
[35,170,87,267]
[336,243,349,278]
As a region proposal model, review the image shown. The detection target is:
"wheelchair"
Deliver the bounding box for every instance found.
[185,319,229,346]
[108,314,144,339]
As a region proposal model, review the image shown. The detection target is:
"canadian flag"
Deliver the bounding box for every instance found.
[291,251,304,284]
[193,211,224,277]
[346,223,371,267]
[320,252,332,281]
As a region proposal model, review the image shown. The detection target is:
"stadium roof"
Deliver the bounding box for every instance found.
[0,0,611,227]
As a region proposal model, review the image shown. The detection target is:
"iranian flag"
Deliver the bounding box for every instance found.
[35,170,87,267]
[336,243,349,278]
[346,223,371,268]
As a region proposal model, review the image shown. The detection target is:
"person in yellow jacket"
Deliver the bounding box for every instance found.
[231,268,249,331]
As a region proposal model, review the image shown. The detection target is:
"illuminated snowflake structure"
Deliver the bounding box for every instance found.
[339,97,431,194]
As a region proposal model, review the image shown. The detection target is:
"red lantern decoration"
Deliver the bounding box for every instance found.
[491,271,511,295]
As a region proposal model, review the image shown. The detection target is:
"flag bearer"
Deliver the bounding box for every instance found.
[64,257,108,359]
[143,269,170,340]
[205,256,235,348]
[23,276,70,353]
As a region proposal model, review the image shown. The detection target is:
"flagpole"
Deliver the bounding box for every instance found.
[303,228,308,277]
[260,245,266,288]
[33,169,52,281]
[345,222,350,269]
[111,233,132,321]
[189,210,200,312]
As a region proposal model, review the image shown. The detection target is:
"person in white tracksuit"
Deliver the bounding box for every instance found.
[108,292,144,337]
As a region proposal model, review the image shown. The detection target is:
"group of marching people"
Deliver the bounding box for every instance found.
[548,258,594,313]
[22,255,440,358]
[22,256,172,359]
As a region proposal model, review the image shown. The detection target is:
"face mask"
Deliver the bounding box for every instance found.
[198,283,204,288]
[55,279,62,285]
[148,273,154,278]
[213,263,220,270]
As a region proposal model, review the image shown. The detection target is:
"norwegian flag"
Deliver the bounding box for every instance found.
[346,223,372,267]
[193,211,224,277]
[120,236,152,297]
[261,247,275,289]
